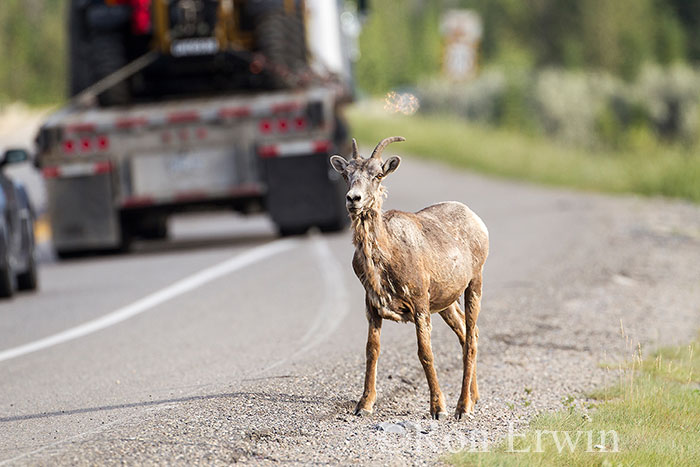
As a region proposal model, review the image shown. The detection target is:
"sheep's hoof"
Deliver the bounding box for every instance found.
[432,411,448,420]
[454,409,474,421]
[354,408,373,417]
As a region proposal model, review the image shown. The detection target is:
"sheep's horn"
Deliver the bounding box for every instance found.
[371,136,406,159]
[352,138,360,159]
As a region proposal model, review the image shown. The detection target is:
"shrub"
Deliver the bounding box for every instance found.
[415,64,700,150]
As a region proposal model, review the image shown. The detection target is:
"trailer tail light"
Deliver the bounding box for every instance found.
[62,140,76,154]
[258,116,311,135]
[96,135,110,150]
[80,138,92,152]
[259,120,272,134]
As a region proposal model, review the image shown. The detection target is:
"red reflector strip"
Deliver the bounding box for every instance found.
[168,111,200,124]
[258,140,331,158]
[41,162,112,179]
[42,167,60,179]
[66,123,97,133]
[218,107,251,118]
[122,196,155,208]
[174,190,208,202]
[258,145,279,158]
[230,183,264,197]
[272,102,301,114]
[94,161,112,174]
[312,140,331,153]
[116,117,148,129]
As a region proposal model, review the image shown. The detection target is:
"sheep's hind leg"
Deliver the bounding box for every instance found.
[355,314,382,416]
[439,302,466,347]
[415,309,447,419]
[455,276,482,420]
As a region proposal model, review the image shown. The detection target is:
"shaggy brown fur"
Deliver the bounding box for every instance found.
[330,137,489,420]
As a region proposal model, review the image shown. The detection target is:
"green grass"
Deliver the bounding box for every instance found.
[449,337,700,466]
[346,104,700,203]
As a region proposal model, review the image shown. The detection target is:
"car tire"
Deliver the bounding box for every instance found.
[0,230,16,298]
[17,253,38,291]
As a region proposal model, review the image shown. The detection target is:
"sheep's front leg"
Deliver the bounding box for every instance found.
[415,311,447,419]
[355,313,382,416]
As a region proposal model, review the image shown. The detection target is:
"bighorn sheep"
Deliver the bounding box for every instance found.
[329,137,489,420]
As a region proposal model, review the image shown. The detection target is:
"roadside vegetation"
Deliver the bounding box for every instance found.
[347,104,700,203]
[350,0,700,204]
[449,334,700,466]
[0,0,65,106]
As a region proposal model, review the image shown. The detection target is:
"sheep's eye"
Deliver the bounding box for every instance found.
[375,173,384,180]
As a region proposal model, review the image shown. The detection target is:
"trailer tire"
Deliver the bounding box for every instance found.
[137,215,168,240]
[255,9,308,89]
[69,0,92,96]
[91,33,131,106]
[278,225,308,237]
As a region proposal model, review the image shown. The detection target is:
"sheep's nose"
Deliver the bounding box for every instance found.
[346,192,361,203]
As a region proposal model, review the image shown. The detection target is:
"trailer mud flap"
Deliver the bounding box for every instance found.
[46,173,121,252]
[261,154,347,234]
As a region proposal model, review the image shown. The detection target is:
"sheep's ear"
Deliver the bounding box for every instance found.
[382,156,401,177]
[329,155,348,173]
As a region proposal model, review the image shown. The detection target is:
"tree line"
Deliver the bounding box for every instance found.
[3,0,700,104]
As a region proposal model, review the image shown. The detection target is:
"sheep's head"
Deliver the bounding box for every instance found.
[330,136,405,215]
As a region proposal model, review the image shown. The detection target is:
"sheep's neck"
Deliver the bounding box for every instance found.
[351,204,392,309]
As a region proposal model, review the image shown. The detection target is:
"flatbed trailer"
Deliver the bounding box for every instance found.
[36,86,348,256]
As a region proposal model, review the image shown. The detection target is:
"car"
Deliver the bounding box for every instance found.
[0,148,38,298]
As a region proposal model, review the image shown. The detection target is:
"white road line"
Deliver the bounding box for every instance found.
[0,239,299,364]
[264,233,350,371]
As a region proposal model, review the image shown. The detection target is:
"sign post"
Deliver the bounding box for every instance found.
[441,10,483,82]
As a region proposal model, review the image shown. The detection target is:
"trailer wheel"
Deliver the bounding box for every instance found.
[136,215,168,240]
[91,33,131,106]
[278,225,308,237]
[255,9,308,88]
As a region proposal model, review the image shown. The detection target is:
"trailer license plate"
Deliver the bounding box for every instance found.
[171,38,219,57]
[132,149,236,199]
[168,153,205,173]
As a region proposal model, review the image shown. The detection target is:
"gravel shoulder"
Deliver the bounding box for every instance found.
[4,155,700,466]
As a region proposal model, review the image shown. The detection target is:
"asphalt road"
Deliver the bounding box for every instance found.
[1,154,699,465]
